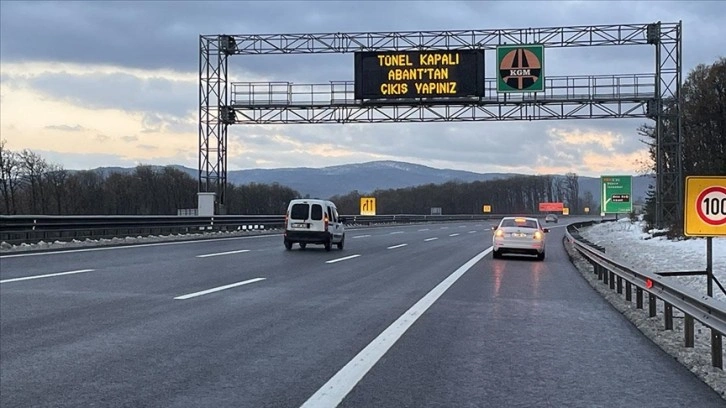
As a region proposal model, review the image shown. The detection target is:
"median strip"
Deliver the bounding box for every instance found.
[173,278,266,300]
[196,249,250,258]
[325,255,361,264]
[0,269,96,284]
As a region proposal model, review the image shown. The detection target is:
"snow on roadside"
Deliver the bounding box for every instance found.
[580,217,726,303]
[0,228,281,253]
[565,235,726,400]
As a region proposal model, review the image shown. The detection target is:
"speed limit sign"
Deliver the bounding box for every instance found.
[684,176,726,236]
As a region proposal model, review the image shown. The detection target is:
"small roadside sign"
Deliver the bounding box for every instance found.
[360,197,376,216]
[684,176,726,237]
[601,175,632,214]
[483,205,492,213]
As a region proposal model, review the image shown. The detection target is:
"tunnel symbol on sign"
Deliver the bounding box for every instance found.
[499,48,542,90]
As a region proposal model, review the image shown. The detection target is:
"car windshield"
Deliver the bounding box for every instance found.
[501,219,538,229]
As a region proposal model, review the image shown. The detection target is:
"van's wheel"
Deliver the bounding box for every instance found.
[337,236,345,250]
[284,239,292,250]
[300,243,307,250]
[324,239,332,251]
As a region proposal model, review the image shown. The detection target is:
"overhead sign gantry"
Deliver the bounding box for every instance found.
[199,22,682,227]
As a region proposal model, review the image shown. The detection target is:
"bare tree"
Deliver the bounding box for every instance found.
[45,163,69,214]
[0,140,21,214]
[19,149,49,214]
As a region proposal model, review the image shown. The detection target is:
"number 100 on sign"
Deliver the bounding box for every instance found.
[698,188,726,225]
[684,176,726,237]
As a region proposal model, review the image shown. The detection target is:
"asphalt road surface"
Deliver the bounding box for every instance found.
[1,220,724,407]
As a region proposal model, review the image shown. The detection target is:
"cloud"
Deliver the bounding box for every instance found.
[137,144,159,151]
[44,124,86,132]
[2,1,724,178]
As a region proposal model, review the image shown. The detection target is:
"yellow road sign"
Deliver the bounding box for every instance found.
[584,207,590,214]
[482,205,492,213]
[562,207,569,215]
[360,197,376,216]
[684,176,726,237]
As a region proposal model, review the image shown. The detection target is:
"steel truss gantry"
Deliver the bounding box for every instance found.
[199,22,682,226]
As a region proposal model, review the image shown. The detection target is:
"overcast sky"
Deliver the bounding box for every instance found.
[1,0,724,177]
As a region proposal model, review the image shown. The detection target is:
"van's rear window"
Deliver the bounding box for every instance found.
[311,204,323,220]
[290,204,308,220]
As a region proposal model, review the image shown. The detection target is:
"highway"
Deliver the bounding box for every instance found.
[1,220,723,407]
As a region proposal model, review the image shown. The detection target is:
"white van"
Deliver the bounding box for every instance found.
[284,199,346,251]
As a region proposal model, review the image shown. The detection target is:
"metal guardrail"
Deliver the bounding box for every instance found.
[566,221,725,369]
[0,214,500,246]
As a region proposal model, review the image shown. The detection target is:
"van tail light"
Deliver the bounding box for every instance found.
[324,215,329,231]
[284,212,289,229]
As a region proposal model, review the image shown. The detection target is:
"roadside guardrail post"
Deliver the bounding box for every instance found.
[636,287,643,309]
[609,271,616,290]
[685,315,694,348]
[625,281,632,302]
[649,294,657,318]
[616,276,623,294]
[664,303,673,330]
[713,330,723,369]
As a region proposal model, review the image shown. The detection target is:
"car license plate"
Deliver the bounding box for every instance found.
[291,223,307,228]
[513,232,526,237]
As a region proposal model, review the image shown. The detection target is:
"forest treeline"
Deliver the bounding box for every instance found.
[0,143,588,216]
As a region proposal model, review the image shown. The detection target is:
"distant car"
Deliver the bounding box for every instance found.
[545,214,559,223]
[491,216,549,261]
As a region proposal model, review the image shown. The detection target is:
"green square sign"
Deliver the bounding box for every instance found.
[496,44,545,93]
[601,175,633,214]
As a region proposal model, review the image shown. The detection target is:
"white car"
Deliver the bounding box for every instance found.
[491,216,549,260]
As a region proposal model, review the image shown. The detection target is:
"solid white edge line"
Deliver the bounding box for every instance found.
[0,269,96,284]
[0,234,276,259]
[325,255,361,264]
[424,237,438,242]
[173,278,266,300]
[196,249,250,258]
[300,247,492,408]
[386,244,408,249]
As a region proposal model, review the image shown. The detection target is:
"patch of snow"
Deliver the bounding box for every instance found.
[0,228,282,254]
[581,218,726,302]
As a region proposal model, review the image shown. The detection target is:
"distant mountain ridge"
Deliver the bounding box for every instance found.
[91,160,653,204]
